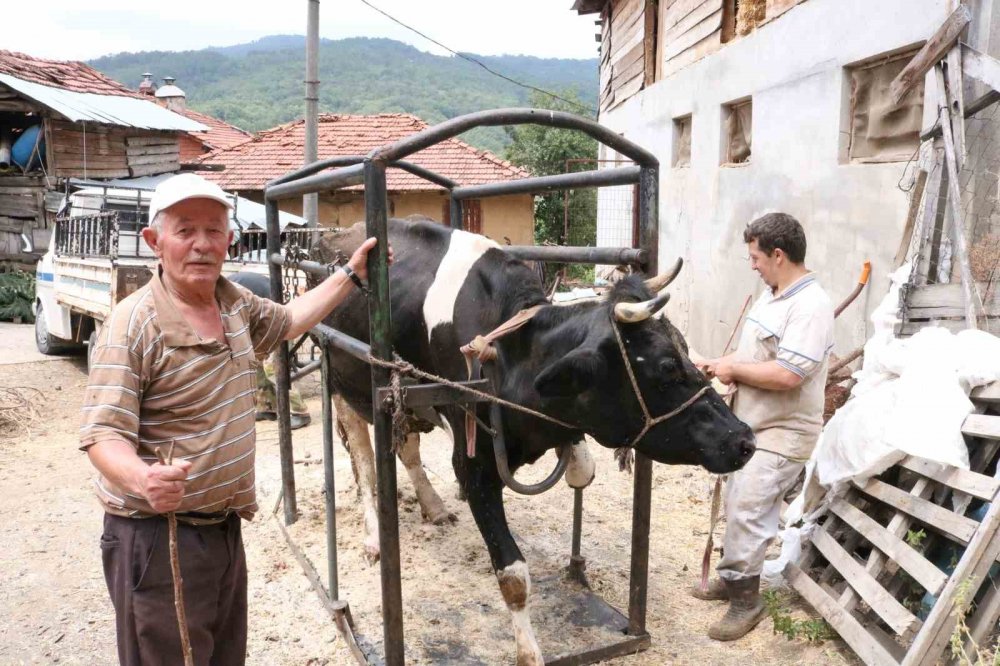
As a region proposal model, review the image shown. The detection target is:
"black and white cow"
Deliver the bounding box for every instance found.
[312,217,755,665]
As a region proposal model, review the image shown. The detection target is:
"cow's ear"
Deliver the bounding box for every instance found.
[535,349,607,398]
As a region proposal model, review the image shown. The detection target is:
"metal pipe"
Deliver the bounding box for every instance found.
[304,0,320,226]
[628,164,658,636]
[290,359,321,383]
[364,159,405,666]
[266,199,298,524]
[449,197,463,231]
[503,245,647,266]
[266,163,365,201]
[268,155,456,191]
[321,349,339,599]
[571,488,583,559]
[310,323,372,363]
[371,108,659,168]
[452,166,641,200]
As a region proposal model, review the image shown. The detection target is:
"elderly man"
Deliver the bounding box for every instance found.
[694,212,834,641]
[80,173,388,665]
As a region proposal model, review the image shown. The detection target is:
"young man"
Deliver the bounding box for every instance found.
[696,212,834,641]
[80,173,390,664]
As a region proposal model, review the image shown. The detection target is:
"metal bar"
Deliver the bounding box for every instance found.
[391,160,457,190]
[452,166,641,200]
[371,108,659,168]
[364,159,405,666]
[266,163,365,201]
[375,379,492,409]
[627,163,657,636]
[266,199,298,524]
[267,155,457,191]
[303,0,319,226]
[572,488,583,559]
[320,349,339,600]
[449,197,463,231]
[310,323,371,363]
[627,453,653,635]
[503,245,647,266]
[290,359,321,383]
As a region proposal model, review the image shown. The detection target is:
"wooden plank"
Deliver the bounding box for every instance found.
[964,573,1000,653]
[963,414,1000,441]
[899,456,999,502]
[609,26,645,68]
[611,49,646,90]
[644,0,657,85]
[785,562,901,666]
[937,65,984,329]
[889,5,971,106]
[662,31,722,78]
[125,143,179,157]
[893,169,928,269]
[660,0,719,46]
[962,44,1000,94]
[661,9,722,63]
[607,74,644,110]
[903,496,1000,666]
[124,135,177,148]
[854,477,979,545]
[897,317,1000,337]
[946,45,965,169]
[129,161,179,178]
[127,152,180,167]
[971,382,1000,406]
[662,0,718,32]
[830,499,948,595]
[810,529,921,637]
[610,0,643,33]
[906,283,999,309]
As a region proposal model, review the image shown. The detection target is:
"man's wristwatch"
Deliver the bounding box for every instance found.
[341,265,366,292]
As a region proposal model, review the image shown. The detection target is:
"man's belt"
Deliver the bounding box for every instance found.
[174,511,232,526]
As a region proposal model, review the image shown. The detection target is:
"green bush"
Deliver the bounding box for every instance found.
[0,271,35,323]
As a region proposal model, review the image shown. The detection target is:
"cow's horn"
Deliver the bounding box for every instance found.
[613,290,672,323]
[644,257,684,293]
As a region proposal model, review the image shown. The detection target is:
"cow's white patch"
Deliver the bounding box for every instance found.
[499,561,543,666]
[564,442,596,489]
[423,230,499,341]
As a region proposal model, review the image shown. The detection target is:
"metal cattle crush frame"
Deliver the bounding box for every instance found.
[264,108,661,665]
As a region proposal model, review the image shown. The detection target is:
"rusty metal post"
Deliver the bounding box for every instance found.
[364,158,405,665]
[628,164,658,636]
[321,348,339,599]
[266,199,297,525]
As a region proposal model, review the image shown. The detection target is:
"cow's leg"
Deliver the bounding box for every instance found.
[397,432,456,525]
[462,455,544,666]
[332,394,381,563]
[564,441,596,488]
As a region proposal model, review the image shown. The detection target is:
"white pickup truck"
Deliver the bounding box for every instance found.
[34,183,312,357]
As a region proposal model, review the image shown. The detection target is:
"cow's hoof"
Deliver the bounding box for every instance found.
[515,647,544,666]
[427,510,457,525]
[364,536,381,564]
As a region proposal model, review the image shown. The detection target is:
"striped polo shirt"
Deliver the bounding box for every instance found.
[80,267,291,519]
[731,272,834,461]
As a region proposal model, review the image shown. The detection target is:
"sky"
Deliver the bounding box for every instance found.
[10,0,600,61]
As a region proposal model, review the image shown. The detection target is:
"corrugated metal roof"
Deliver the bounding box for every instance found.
[0,74,207,132]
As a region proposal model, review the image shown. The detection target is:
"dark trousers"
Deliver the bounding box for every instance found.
[101,513,248,666]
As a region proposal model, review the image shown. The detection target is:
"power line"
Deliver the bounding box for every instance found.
[356,0,596,116]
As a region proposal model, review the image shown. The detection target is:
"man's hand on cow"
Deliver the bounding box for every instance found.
[707,358,737,385]
[142,459,192,513]
[348,237,395,281]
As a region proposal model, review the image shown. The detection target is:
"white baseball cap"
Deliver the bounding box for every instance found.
[149,173,234,223]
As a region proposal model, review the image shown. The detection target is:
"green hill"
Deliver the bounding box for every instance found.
[89,36,598,154]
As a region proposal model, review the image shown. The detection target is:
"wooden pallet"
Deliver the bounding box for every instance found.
[786,382,1000,665]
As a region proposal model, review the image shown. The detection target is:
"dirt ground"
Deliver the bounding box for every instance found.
[0,327,857,665]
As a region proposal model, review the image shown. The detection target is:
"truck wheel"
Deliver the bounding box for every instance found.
[34,302,71,355]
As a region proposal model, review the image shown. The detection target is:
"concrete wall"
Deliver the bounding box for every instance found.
[598,0,954,355]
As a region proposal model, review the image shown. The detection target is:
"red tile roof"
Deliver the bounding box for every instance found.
[201,113,529,192]
[176,107,253,154]
[0,49,141,97]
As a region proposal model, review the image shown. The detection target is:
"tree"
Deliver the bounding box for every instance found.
[504,90,598,282]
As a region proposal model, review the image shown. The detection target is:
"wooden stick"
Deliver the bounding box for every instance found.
[889,4,971,106]
[936,64,982,329]
[155,443,194,666]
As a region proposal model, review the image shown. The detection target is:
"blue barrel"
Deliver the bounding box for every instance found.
[12,124,45,170]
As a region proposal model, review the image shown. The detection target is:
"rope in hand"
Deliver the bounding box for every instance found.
[154,441,194,666]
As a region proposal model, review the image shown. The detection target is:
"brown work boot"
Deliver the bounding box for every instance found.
[708,576,767,641]
[689,577,729,601]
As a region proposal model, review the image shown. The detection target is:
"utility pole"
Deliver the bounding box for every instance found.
[304,0,320,226]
